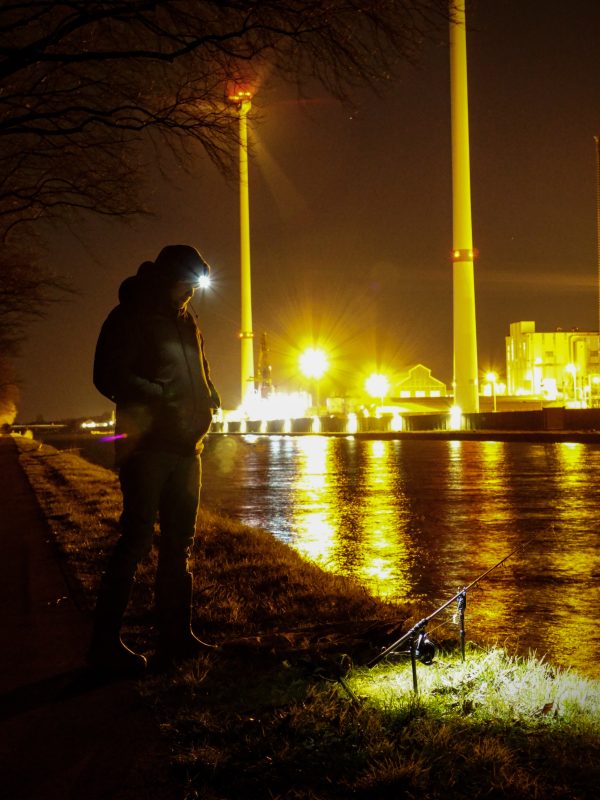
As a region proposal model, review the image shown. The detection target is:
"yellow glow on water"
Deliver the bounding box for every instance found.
[371,440,386,459]
[535,442,599,661]
[290,436,337,565]
[293,511,337,563]
[353,440,412,598]
[286,437,413,598]
[476,442,516,533]
[205,436,600,678]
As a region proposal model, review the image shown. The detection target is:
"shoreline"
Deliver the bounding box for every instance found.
[212,429,600,443]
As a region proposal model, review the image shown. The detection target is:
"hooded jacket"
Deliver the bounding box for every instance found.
[94,262,220,461]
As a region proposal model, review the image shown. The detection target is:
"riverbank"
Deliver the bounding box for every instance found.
[3,435,600,799]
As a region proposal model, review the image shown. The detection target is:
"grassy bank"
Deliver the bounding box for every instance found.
[15,436,600,799]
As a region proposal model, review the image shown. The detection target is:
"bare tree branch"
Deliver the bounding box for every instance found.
[0,0,449,381]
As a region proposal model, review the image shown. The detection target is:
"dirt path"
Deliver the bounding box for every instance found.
[0,436,180,800]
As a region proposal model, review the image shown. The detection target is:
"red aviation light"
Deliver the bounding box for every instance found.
[451,248,479,262]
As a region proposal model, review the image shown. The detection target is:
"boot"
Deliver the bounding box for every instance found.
[87,631,147,678]
[153,571,217,670]
[87,569,147,678]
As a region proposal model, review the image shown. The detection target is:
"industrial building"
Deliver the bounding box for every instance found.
[505,321,600,405]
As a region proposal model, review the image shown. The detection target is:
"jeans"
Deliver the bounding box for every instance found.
[94,449,201,634]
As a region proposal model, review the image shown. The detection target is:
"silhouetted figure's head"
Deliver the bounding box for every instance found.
[154,245,210,285]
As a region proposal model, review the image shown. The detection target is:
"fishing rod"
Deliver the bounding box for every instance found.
[367,539,531,693]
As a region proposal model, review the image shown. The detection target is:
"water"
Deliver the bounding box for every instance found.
[200,435,600,679]
[46,432,600,679]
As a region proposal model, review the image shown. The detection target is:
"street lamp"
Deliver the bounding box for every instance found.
[485,371,498,412]
[365,373,389,408]
[300,348,328,411]
[228,88,255,405]
[565,363,577,403]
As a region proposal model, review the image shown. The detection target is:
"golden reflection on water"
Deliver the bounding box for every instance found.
[202,435,600,678]
[290,436,337,564]
[290,437,413,599]
[526,443,600,670]
[354,440,411,599]
[421,442,515,648]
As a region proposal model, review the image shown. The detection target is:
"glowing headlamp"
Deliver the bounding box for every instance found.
[196,273,211,290]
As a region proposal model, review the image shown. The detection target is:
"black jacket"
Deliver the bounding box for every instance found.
[94,271,220,460]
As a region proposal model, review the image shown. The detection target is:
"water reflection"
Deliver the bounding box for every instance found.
[200,436,600,678]
[291,436,337,564]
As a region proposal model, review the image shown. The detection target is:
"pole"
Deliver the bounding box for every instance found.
[450,0,479,414]
[238,96,255,405]
[594,135,600,333]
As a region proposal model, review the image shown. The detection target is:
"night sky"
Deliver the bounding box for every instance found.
[16,0,600,422]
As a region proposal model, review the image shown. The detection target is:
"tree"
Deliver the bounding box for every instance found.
[1,1,449,234]
[0,352,19,426]
[0,1,449,379]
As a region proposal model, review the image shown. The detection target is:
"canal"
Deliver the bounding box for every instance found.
[200,435,600,679]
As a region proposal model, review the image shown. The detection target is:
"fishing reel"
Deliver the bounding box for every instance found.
[388,631,437,665]
[414,631,436,664]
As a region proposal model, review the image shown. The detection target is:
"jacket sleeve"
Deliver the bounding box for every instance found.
[93,306,164,404]
[199,333,221,409]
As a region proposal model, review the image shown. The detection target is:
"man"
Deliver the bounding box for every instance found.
[90,244,221,676]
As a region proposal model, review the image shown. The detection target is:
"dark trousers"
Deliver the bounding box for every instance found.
[94,450,201,637]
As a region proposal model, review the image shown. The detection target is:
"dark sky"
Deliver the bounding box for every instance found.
[16,0,600,422]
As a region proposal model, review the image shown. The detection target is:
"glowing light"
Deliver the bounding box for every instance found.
[227,89,253,104]
[365,373,390,401]
[449,405,462,430]
[197,274,211,290]
[390,412,403,432]
[234,390,312,422]
[485,372,498,412]
[299,348,328,380]
[346,413,358,434]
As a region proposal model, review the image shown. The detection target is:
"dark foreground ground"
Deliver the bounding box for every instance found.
[0,435,180,800]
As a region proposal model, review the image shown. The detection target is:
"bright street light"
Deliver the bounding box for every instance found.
[365,373,389,405]
[485,371,498,412]
[299,348,328,380]
[300,348,328,411]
